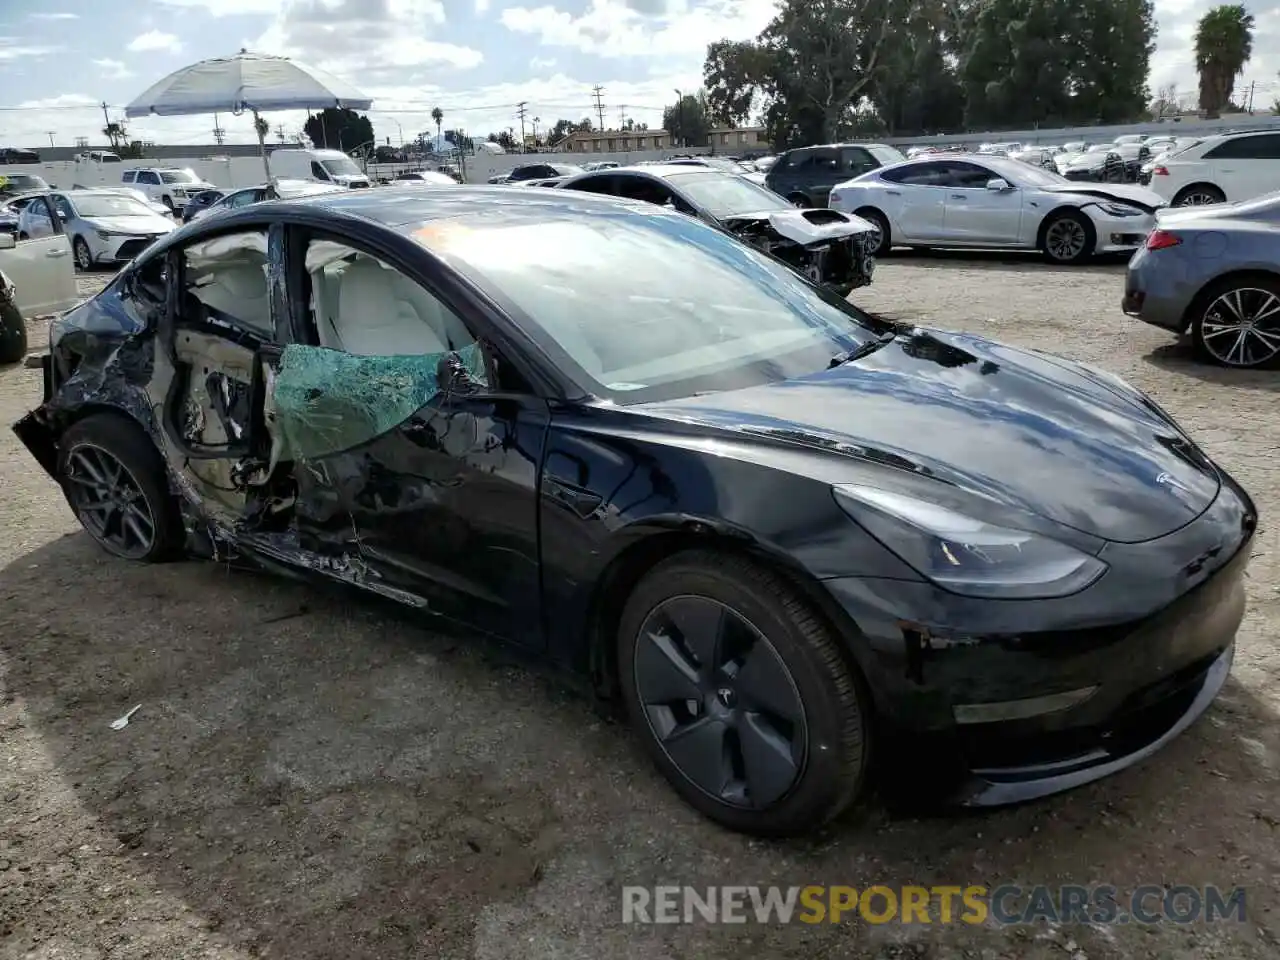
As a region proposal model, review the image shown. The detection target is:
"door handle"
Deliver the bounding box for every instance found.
[950,194,967,200]
[886,190,901,196]
[46,249,69,258]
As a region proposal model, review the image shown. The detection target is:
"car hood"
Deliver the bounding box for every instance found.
[83,214,176,234]
[721,208,875,244]
[636,329,1220,544]
[1154,203,1247,226]
[1042,182,1164,212]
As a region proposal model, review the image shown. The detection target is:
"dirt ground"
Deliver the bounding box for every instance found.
[1,259,1277,960]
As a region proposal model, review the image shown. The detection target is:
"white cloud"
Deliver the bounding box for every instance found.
[18,94,99,110]
[500,0,777,58]
[251,0,482,81]
[529,56,557,70]
[157,0,286,14]
[93,58,135,80]
[475,0,491,11]
[127,30,184,54]
[0,39,60,61]
[28,12,79,20]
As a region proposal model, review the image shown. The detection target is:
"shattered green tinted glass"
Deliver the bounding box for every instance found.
[271,342,486,460]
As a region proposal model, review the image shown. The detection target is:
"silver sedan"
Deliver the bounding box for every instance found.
[20,189,176,270]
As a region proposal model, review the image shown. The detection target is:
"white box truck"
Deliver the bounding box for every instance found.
[268,148,371,189]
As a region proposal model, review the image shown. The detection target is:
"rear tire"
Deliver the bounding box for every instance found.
[57,414,185,562]
[1173,184,1225,207]
[163,196,175,213]
[856,207,892,257]
[617,550,870,836]
[1189,275,1280,369]
[0,284,26,364]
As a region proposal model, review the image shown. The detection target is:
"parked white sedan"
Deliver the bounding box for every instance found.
[827,154,1164,264]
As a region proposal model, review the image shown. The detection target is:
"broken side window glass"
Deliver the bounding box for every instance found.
[269,342,486,461]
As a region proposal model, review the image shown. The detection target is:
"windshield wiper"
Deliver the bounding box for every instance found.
[829,332,896,368]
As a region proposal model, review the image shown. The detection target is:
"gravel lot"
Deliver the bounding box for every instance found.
[1,258,1277,960]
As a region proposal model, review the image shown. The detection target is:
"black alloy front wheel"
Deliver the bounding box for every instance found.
[618,550,870,836]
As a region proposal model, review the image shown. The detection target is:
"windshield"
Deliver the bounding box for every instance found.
[99,154,121,162]
[72,195,157,218]
[415,209,878,403]
[868,145,907,165]
[667,170,790,217]
[552,164,585,176]
[321,156,362,177]
[160,169,199,183]
[2,175,47,190]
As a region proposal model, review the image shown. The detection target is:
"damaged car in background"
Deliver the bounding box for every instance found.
[13,187,1256,837]
[557,164,876,293]
[828,154,1165,264]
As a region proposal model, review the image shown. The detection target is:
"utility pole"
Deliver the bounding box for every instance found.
[212,112,226,145]
[618,105,626,128]
[46,131,55,148]
[532,116,540,149]
[1246,80,1257,113]
[592,86,606,131]
[275,123,287,143]
[100,101,112,148]
[457,129,468,182]
[516,101,528,152]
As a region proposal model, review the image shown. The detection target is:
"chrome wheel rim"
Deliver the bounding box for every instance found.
[1045,218,1087,261]
[1179,191,1221,207]
[75,240,91,270]
[633,596,808,810]
[63,444,156,559]
[1201,288,1280,367]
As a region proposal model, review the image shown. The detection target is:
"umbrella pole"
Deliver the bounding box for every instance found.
[254,110,271,183]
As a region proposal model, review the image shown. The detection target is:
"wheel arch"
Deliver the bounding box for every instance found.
[1172,182,1225,206]
[1181,268,1280,332]
[582,520,868,709]
[1035,204,1095,250]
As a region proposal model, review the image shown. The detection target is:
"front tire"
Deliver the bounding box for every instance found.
[57,414,184,562]
[1040,210,1095,265]
[73,236,93,271]
[0,282,26,364]
[856,207,892,257]
[162,196,175,213]
[1190,275,1280,368]
[617,550,870,836]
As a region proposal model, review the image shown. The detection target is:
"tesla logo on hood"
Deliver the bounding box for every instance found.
[1155,472,1187,493]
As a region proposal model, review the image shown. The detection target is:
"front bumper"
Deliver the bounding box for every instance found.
[822,472,1255,807]
[1086,208,1155,254]
[88,231,168,264]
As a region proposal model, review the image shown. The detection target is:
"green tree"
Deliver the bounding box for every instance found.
[303,107,374,152]
[959,0,1154,127]
[1195,4,1254,117]
[663,91,710,147]
[101,121,127,150]
[431,106,444,147]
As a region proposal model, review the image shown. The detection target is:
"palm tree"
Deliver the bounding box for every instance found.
[1195,4,1255,117]
[102,121,127,150]
[431,106,443,151]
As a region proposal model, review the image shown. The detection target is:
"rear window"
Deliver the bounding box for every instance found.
[867,145,906,165]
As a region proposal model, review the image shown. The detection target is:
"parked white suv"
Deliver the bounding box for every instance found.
[122,167,217,214]
[1149,130,1280,206]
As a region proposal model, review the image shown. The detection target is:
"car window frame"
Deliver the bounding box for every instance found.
[839,146,876,176]
[878,161,952,187]
[282,223,552,400]
[1204,134,1280,160]
[936,159,1002,189]
[561,173,618,197]
[122,171,136,184]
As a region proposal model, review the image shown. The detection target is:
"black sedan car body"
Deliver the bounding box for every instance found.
[13,187,1255,836]
[181,188,226,222]
[557,165,876,293]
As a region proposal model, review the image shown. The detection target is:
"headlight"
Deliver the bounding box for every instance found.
[1096,201,1143,217]
[95,229,122,239]
[832,484,1107,599]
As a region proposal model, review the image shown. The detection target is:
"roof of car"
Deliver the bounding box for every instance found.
[261,183,666,228]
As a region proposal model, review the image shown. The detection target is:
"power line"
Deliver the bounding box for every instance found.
[592,85,605,130]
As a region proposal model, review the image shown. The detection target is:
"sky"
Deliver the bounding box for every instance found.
[0,0,1277,150]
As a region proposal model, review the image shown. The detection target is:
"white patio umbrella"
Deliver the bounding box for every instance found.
[125,49,373,180]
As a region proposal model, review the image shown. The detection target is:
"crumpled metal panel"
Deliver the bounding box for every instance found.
[270,341,485,461]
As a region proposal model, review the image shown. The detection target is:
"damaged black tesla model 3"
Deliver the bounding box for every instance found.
[14,187,1255,836]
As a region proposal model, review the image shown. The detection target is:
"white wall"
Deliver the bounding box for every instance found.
[1,156,273,191]
[368,147,715,184]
